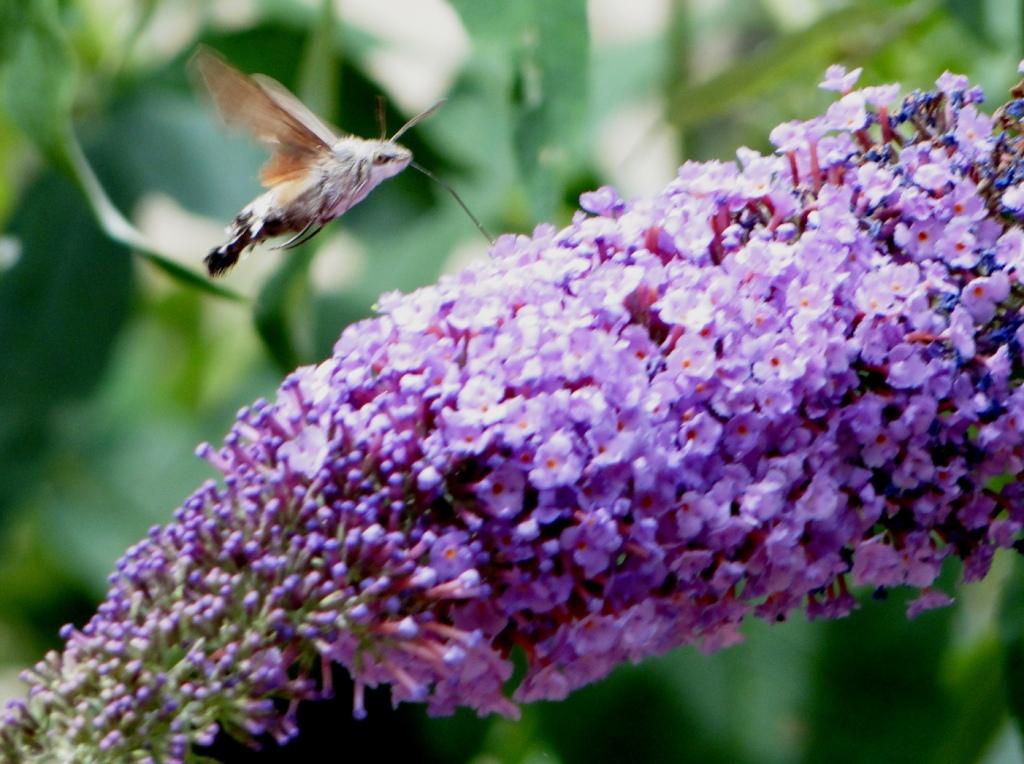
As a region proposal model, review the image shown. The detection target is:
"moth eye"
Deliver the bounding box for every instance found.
[374,154,390,165]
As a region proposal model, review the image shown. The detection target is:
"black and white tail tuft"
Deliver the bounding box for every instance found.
[205,212,257,276]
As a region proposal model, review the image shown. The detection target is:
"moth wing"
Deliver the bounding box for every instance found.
[259,148,317,187]
[192,48,334,164]
[251,73,341,148]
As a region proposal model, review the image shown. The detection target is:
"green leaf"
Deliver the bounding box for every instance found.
[1,6,245,302]
[0,0,76,170]
[445,0,531,39]
[0,170,134,410]
[512,0,589,222]
[666,0,937,130]
[65,133,245,302]
[448,0,590,223]
[943,0,990,44]
[85,87,263,221]
[0,169,134,520]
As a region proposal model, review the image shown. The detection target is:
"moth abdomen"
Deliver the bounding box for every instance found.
[204,208,290,276]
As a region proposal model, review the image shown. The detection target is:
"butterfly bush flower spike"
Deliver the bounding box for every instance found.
[8,67,1024,761]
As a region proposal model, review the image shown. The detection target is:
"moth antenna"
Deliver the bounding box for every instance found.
[390,99,445,143]
[411,161,493,244]
[375,95,387,141]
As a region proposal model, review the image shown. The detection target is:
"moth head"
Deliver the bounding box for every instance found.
[369,142,412,181]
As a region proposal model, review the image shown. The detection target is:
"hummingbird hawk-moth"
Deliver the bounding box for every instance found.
[193,49,475,276]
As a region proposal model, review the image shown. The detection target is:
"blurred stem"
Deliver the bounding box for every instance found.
[297,0,340,122]
[251,0,340,370]
[999,556,1024,740]
[666,0,692,158]
[254,244,317,372]
[64,131,246,302]
[108,0,161,78]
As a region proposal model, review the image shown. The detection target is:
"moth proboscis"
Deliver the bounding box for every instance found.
[191,47,490,276]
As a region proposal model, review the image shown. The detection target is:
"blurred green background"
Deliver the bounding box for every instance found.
[4,0,1024,761]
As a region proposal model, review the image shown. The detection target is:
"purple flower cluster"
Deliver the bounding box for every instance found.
[7,65,1024,760]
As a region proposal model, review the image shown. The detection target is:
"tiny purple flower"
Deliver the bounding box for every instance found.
[819,64,863,93]
[936,70,969,95]
[475,467,527,519]
[961,271,1010,323]
[530,431,584,489]
[954,106,994,159]
[825,93,868,132]
[913,163,951,192]
[1003,184,1024,213]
